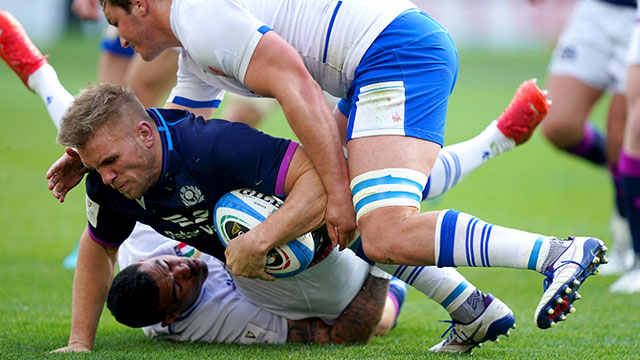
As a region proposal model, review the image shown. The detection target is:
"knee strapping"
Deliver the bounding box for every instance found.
[350,168,428,223]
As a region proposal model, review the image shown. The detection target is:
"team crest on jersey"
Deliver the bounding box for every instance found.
[180,185,204,206]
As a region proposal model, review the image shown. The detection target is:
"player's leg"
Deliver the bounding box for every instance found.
[602,93,635,275]
[373,277,407,336]
[97,26,133,84]
[336,79,549,201]
[0,10,72,130]
[610,60,640,293]
[124,51,178,108]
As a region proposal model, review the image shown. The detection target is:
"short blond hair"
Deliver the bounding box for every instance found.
[57,83,147,148]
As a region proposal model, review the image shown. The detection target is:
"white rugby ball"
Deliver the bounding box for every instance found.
[214,189,315,278]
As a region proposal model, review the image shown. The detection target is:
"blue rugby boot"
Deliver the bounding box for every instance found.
[429,292,516,354]
[534,237,608,329]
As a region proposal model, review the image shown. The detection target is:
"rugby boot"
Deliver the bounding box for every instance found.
[534,237,607,329]
[429,293,515,354]
[0,10,47,87]
[496,78,550,145]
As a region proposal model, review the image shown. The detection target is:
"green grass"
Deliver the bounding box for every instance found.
[1,33,639,359]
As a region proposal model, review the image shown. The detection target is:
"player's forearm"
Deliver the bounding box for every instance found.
[252,149,327,253]
[67,229,117,350]
[286,318,331,344]
[329,274,388,344]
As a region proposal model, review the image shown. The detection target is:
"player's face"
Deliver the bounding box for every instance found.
[103,2,168,61]
[78,123,160,199]
[139,255,209,319]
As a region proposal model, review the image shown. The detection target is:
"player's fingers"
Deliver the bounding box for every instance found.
[326,223,339,247]
[258,271,275,281]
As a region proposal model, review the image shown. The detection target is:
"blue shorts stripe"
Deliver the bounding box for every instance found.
[352,174,424,195]
[323,1,343,63]
[441,282,468,309]
[354,191,421,214]
[171,96,221,109]
[438,210,459,267]
[528,236,545,270]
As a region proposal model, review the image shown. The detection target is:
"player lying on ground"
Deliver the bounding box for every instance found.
[110,224,406,344]
[0,10,556,354]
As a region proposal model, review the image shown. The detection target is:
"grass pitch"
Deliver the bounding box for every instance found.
[0,33,638,359]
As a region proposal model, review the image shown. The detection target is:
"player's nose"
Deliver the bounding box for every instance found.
[173,262,191,279]
[120,37,130,48]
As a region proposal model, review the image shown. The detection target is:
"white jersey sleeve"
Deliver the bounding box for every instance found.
[170,0,269,84]
[118,223,288,344]
[166,50,226,109]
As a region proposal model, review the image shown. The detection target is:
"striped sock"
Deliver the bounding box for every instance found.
[619,151,640,254]
[386,277,408,327]
[567,122,606,166]
[423,121,515,200]
[434,209,566,272]
[376,263,476,313]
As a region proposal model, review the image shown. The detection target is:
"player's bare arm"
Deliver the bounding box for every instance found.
[224,146,327,280]
[243,31,356,249]
[286,273,387,344]
[51,229,117,353]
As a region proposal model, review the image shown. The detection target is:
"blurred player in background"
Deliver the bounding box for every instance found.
[529,0,637,274]
[612,4,640,293]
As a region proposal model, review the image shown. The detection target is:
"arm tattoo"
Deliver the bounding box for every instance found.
[285,274,389,344]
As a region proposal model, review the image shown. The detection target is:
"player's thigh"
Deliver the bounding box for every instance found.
[542,75,603,146]
[125,50,179,107]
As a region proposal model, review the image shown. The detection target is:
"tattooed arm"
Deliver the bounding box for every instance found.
[286,274,389,344]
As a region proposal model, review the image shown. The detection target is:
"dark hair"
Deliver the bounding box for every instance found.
[99,0,133,13]
[107,263,163,328]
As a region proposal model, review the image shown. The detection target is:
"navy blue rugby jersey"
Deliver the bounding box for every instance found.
[85,108,298,261]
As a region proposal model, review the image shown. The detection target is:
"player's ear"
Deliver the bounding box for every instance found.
[131,0,149,15]
[161,312,179,327]
[136,121,155,148]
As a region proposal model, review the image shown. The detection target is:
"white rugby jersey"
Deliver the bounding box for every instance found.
[167,0,417,105]
[118,223,288,344]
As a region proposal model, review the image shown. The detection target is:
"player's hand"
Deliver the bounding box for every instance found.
[46,147,88,203]
[225,233,275,281]
[49,344,91,353]
[325,191,356,250]
[71,0,101,21]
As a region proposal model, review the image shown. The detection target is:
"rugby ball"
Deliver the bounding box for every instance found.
[214,189,315,278]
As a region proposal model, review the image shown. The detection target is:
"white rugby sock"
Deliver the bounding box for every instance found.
[424,121,515,200]
[27,63,74,130]
[434,209,567,272]
[375,263,475,313]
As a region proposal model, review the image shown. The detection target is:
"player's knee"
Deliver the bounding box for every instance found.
[541,118,584,149]
[358,210,411,264]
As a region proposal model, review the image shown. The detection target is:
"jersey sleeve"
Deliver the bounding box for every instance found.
[172,0,271,84]
[201,121,299,196]
[166,50,226,109]
[85,171,137,247]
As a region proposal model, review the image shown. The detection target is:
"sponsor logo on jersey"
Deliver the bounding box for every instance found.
[86,194,100,228]
[162,209,216,240]
[180,185,204,206]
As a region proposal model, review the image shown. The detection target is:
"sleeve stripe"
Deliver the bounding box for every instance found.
[87,225,119,248]
[257,25,272,34]
[171,96,222,109]
[323,1,343,63]
[275,141,299,196]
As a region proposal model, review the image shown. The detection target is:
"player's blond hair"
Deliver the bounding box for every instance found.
[57,83,148,148]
